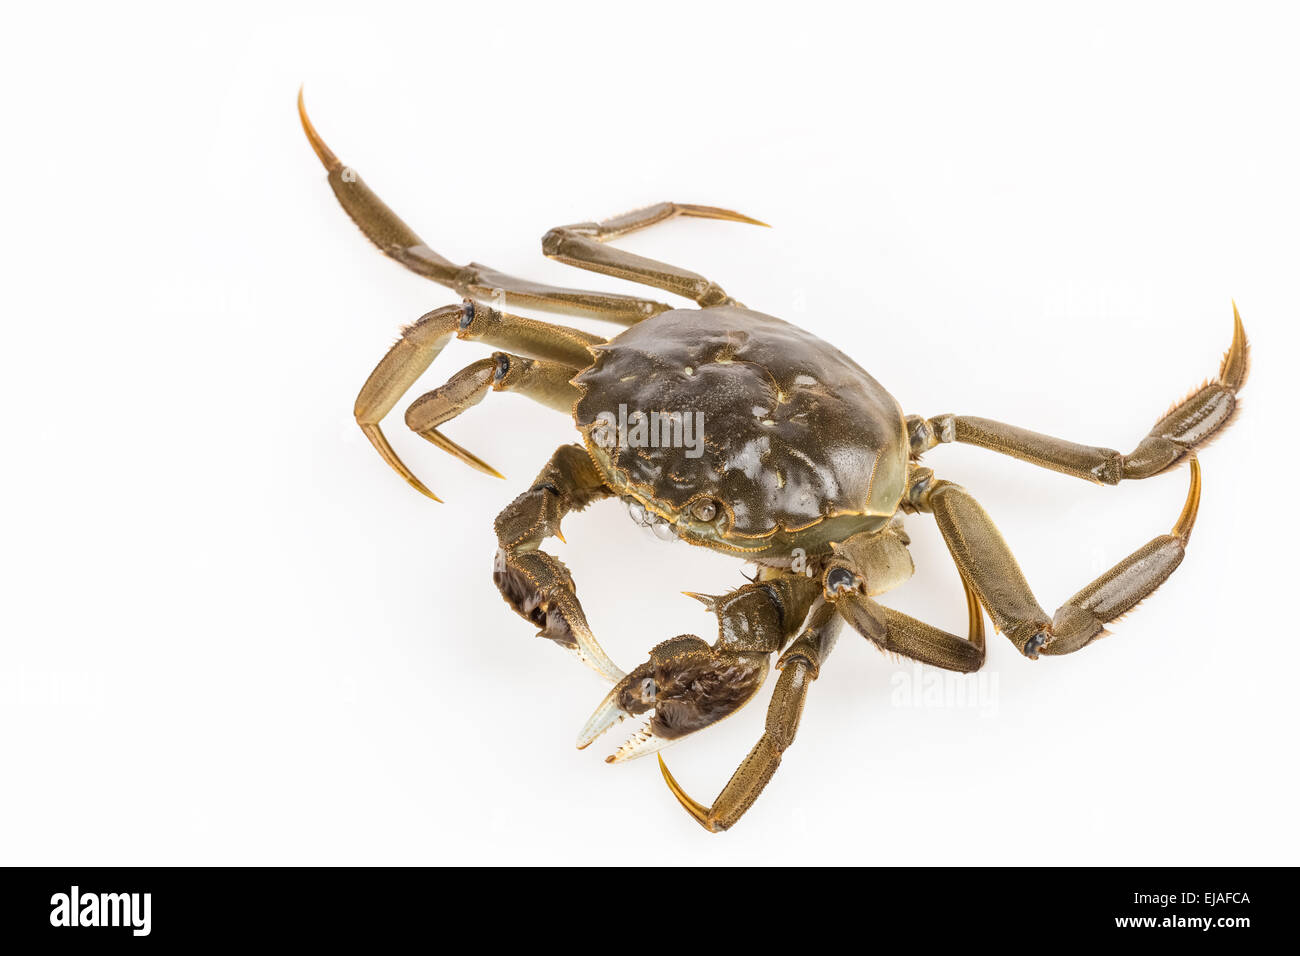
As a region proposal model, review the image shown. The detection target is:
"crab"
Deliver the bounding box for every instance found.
[299,91,1250,832]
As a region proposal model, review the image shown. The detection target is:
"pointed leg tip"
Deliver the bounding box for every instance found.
[1219,300,1251,391]
[359,422,441,501]
[1171,456,1202,541]
[414,425,505,481]
[297,85,342,172]
[406,471,443,502]
[678,204,771,228]
[657,755,717,831]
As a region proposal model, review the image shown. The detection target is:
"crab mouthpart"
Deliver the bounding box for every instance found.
[626,498,679,541]
[651,520,678,541]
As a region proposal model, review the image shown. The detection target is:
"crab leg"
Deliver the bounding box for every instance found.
[907,305,1249,482]
[825,565,987,672]
[658,599,841,833]
[354,301,599,499]
[543,202,767,308]
[402,352,581,481]
[299,89,672,324]
[493,444,623,682]
[908,457,1202,658]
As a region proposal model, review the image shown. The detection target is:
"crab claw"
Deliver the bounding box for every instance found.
[576,636,769,763]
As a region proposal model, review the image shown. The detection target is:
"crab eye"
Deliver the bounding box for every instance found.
[690,499,719,522]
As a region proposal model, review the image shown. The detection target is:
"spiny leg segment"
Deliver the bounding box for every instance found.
[577,574,822,754]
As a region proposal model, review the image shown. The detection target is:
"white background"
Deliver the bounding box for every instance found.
[2,1,1297,865]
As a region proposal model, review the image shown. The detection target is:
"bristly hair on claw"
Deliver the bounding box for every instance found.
[577,636,770,764]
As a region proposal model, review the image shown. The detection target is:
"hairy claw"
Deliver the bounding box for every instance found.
[578,636,768,763]
[493,549,624,683]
